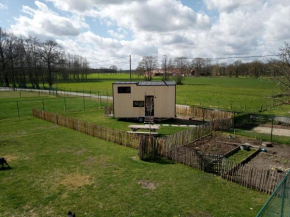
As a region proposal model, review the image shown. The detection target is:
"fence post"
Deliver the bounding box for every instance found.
[17,101,19,117]
[202,108,205,123]
[280,180,286,217]
[90,90,91,99]
[98,91,101,108]
[20,90,21,98]
[107,91,109,106]
[83,95,85,111]
[271,117,274,142]
[42,99,44,110]
[64,98,67,112]
[232,112,235,136]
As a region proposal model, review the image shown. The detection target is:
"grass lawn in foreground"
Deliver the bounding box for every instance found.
[0,116,268,217]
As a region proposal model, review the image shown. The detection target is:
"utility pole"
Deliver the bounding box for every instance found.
[129,55,132,81]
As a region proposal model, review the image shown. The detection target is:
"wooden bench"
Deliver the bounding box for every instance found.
[128,124,160,132]
[127,131,158,135]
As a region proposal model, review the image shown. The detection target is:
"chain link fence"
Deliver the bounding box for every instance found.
[256,171,290,217]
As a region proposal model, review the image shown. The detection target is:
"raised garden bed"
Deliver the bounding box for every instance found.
[246,150,290,173]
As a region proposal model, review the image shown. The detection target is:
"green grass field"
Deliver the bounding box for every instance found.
[227,149,257,163]
[0,116,268,217]
[0,92,110,120]
[0,92,185,135]
[7,74,289,115]
[227,129,290,145]
[50,75,289,114]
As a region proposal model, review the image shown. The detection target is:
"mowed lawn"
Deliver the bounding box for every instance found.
[53,76,285,113]
[0,116,268,217]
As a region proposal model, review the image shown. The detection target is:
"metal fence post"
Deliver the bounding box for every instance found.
[42,99,44,110]
[271,117,274,142]
[20,90,21,98]
[280,180,286,217]
[17,101,19,117]
[64,98,66,112]
[83,95,85,111]
[107,91,109,106]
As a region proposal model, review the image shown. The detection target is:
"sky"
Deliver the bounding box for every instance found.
[0,0,290,69]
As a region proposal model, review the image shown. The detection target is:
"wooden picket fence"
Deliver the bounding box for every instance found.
[155,123,212,156]
[32,108,284,194]
[32,108,140,149]
[176,105,233,119]
[33,108,212,153]
[138,124,212,160]
[221,159,285,194]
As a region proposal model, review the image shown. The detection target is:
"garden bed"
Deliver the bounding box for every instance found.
[246,145,290,173]
[185,135,259,155]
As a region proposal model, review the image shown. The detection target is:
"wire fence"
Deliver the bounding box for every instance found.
[1,86,286,113]
[256,171,290,217]
[0,87,113,98]
[0,96,112,120]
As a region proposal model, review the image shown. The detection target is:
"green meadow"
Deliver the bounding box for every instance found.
[0,115,267,217]
[51,75,288,114]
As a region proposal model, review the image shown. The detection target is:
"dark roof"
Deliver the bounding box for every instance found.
[113,81,176,86]
[113,82,138,84]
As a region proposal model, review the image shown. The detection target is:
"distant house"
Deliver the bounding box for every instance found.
[150,68,195,77]
[112,81,176,122]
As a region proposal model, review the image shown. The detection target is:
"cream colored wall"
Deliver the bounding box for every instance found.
[113,84,175,118]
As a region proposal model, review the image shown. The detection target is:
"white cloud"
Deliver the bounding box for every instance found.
[0,3,7,10]
[11,1,88,37]
[45,0,147,13]
[97,0,211,33]
[204,0,264,13]
[7,0,290,69]
[107,28,127,40]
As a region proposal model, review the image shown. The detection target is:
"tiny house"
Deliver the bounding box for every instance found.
[112,81,176,122]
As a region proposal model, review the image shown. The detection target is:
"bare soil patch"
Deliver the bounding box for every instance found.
[185,135,257,155]
[4,154,19,162]
[138,180,158,191]
[81,157,96,166]
[246,144,290,172]
[60,173,92,189]
[73,148,87,155]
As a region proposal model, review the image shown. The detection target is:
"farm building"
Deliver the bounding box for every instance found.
[112,81,176,122]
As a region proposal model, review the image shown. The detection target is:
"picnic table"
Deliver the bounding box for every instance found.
[128,124,160,132]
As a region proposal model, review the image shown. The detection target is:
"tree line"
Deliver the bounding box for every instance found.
[135,51,288,83]
[0,27,90,88]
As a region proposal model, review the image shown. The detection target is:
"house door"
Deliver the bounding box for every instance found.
[145,96,154,116]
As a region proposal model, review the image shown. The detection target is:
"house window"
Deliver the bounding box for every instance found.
[118,86,131,93]
[133,101,144,107]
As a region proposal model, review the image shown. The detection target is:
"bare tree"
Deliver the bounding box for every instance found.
[271,43,290,100]
[137,56,158,81]
[39,40,62,88]
[161,55,169,80]
[233,60,242,78]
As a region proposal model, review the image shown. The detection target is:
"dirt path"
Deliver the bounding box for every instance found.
[252,126,290,137]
